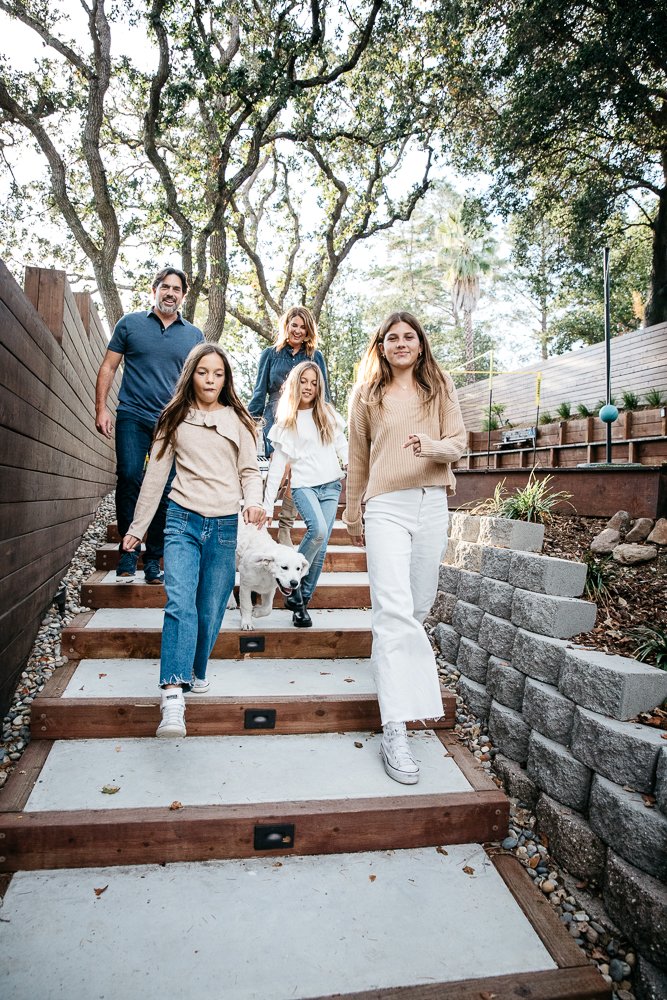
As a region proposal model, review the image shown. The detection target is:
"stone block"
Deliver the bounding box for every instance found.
[656,748,667,815]
[442,538,458,565]
[635,957,667,999]
[457,675,491,720]
[478,577,514,618]
[508,550,587,598]
[647,517,667,546]
[451,600,485,641]
[625,517,653,543]
[512,630,569,685]
[477,516,545,552]
[571,707,666,794]
[527,731,592,811]
[486,657,525,711]
[450,511,481,542]
[456,569,482,604]
[559,647,667,721]
[456,637,489,683]
[590,528,620,554]
[433,623,461,664]
[603,851,667,972]
[437,564,461,595]
[511,590,596,639]
[433,591,458,625]
[535,793,606,882]
[480,545,512,581]
[522,678,575,746]
[589,775,667,881]
[488,701,531,763]
[477,613,517,658]
[453,540,483,573]
[493,753,538,808]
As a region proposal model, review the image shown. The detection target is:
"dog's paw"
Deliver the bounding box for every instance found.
[252,605,272,618]
[240,621,255,631]
[226,595,238,610]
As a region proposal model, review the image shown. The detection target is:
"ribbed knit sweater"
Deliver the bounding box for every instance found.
[342,379,467,535]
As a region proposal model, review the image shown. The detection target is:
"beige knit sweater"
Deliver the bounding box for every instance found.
[128,407,263,540]
[342,379,467,535]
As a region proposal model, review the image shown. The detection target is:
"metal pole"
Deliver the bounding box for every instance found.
[603,246,612,464]
[486,350,494,468]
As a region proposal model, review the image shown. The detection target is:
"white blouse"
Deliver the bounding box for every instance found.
[263,407,348,515]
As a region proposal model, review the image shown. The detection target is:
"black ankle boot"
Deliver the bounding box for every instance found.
[284,593,302,612]
[292,606,312,628]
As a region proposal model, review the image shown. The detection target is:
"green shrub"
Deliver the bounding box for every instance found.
[490,402,507,418]
[556,402,571,419]
[632,624,667,671]
[583,554,615,604]
[472,471,574,524]
[644,388,667,408]
[575,403,593,418]
[595,395,617,410]
[538,411,553,425]
[482,414,500,431]
[621,390,639,411]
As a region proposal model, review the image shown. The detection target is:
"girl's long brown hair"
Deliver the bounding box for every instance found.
[274,361,337,444]
[354,311,451,411]
[274,306,318,356]
[154,344,256,459]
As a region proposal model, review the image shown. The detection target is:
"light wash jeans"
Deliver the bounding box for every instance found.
[291,479,342,604]
[364,486,449,725]
[160,500,237,688]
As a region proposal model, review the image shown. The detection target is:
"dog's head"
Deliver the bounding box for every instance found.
[254,545,309,597]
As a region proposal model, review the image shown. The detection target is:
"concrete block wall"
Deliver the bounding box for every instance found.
[436,513,667,984]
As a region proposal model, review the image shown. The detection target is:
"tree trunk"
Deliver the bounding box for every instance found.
[540,293,548,360]
[464,310,475,384]
[93,260,124,330]
[645,180,667,326]
[204,229,228,342]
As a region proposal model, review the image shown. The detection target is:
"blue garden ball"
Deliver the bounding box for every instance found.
[599,404,619,423]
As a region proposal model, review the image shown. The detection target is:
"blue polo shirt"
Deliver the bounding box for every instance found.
[108,310,204,423]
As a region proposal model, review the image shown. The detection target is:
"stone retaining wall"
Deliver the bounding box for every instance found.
[435,513,667,996]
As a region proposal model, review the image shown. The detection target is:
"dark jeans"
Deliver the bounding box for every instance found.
[115,413,175,561]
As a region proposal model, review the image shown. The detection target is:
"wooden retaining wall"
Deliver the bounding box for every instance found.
[0,263,116,716]
[457,322,667,431]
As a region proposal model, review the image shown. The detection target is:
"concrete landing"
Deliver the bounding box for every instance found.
[0,846,556,1000]
[83,607,371,630]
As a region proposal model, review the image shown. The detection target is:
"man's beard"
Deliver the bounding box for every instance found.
[157,296,178,314]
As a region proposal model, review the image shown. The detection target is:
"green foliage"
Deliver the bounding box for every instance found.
[555,402,571,419]
[490,402,507,418]
[632,625,667,672]
[595,397,617,410]
[583,554,615,604]
[644,388,667,408]
[473,472,573,523]
[538,411,553,425]
[621,391,639,410]
[482,414,500,431]
[575,402,593,418]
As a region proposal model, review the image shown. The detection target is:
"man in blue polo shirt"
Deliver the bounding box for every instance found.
[95,267,204,581]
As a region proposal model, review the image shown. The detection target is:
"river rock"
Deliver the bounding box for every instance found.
[590,528,620,554]
[612,543,657,565]
[647,518,667,546]
[625,518,653,543]
[606,510,632,534]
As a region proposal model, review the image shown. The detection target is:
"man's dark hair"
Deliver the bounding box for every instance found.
[152,266,188,294]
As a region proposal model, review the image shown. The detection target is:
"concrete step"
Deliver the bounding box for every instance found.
[0,731,508,871]
[29,658,456,739]
[0,846,609,1000]
[63,608,373,660]
[82,570,371,609]
[106,520,353,545]
[95,542,368,572]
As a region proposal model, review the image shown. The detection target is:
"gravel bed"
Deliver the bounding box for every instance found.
[0,493,115,790]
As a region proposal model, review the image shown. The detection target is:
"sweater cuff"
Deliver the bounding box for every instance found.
[342,509,364,535]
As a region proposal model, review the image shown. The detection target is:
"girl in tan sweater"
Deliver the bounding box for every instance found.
[343,312,466,784]
[123,343,265,738]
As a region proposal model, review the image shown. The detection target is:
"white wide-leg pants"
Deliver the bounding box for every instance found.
[364,486,448,725]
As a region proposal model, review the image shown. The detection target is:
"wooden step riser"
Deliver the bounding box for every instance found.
[96,548,367,572]
[82,582,370,610]
[62,627,372,660]
[30,695,456,740]
[106,524,352,545]
[0,791,507,872]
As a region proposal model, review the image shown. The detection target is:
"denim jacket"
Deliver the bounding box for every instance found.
[247,345,330,455]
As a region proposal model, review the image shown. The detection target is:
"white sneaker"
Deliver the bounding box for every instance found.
[157,688,186,738]
[381,722,419,784]
[190,677,210,694]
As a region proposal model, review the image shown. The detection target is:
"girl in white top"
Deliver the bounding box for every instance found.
[263,361,348,627]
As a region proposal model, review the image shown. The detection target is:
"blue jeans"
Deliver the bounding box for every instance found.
[160,501,237,688]
[292,479,342,604]
[115,413,175,561]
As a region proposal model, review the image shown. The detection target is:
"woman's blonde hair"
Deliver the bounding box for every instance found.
[154,343,256,459]
[274,362,336,444]
[274,306,318,356]
[355,311,451,411]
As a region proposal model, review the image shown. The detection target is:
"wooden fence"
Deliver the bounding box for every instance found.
[0,263,116,716]
[457,322,667,431]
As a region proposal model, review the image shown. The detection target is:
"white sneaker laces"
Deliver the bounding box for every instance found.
[161,694,184,725]
[383,723,416,767]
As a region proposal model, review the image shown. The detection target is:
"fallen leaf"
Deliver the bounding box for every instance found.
[575,880,588,889]
[94,885,108,897]
[368,874,376,882]
[436,846,448,856]
[463,866,475,876]
[354,741,363,749]
[642,795,656,808]
[479,992,498,999]
[101,785,120,795]
[529,855,540,869]
[272,862,283,868]
[114,746,122,753]
[169,801,183,811]
[98,672,107,678]
[343,677,355,683]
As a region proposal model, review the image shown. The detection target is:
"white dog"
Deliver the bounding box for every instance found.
[227,518,309,630]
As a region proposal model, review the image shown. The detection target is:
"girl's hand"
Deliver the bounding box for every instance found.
[244,506,266,528]
[349,533,365,549]
[122,534,141,551]
[403,434,422,457]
